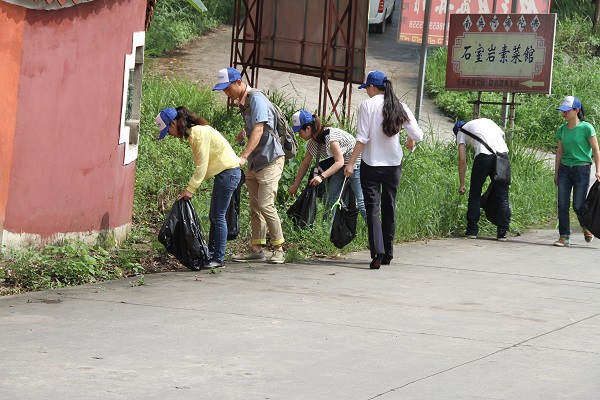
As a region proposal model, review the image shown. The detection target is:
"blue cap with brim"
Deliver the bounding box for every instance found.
[453,120,467,135]
[358,70,387,89]
[213,67,242,91]
[155,108,177,139]
[556,96,582,111]
[292,110,314,132]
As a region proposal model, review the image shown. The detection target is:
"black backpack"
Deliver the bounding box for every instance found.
[246,89,298,160]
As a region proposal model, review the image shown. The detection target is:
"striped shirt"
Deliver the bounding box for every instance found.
[305,128,360,165]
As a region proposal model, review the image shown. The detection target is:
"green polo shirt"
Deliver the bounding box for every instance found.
[555,121,597,166]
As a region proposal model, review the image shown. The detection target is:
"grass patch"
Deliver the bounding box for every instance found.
[145,0,235,57]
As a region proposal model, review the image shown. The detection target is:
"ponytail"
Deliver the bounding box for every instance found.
[310,114,330,144]
[380,79,409,137]
[577,105,585,121]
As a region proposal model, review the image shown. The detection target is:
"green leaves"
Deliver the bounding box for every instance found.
[2,241,143,293]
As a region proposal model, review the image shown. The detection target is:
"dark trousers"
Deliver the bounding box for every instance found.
[360,161,402,259]
[467,154,510,236]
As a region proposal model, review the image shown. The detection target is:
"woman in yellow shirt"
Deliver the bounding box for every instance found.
[156,107,242,268]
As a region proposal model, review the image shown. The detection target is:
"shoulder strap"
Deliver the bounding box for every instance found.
[459,127,495,154]
[312,143,323,176]
[245,89,279,139]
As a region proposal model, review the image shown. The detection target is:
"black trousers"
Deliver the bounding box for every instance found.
[360,160,402,259]
[467,154,511,236]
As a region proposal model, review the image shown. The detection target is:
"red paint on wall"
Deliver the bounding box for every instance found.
[0,3,25,227]
[3,0,146,236]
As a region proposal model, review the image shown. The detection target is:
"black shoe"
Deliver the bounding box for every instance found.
[496,234,507,242]
[369,255,384,270]
[381,254,393,265]
[206,260,224,269]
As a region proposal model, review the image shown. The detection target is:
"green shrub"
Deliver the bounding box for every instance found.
[1,241,144,293]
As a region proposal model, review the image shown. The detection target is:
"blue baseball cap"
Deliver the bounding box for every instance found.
[213,67,242,91]
[358,70,387,89]
[292,110,314,132]
[556,96,582,111]
[453,120,467,135]
[155,108,177,139]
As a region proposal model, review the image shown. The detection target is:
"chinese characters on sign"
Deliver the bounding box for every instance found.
[398,0,552,46]
[445,13,556,93]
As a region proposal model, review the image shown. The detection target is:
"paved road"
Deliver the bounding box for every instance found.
[1,229,599,399]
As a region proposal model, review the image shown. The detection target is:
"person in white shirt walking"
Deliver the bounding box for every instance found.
[345,70,424,269]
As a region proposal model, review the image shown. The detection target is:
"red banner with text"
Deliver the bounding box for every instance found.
[398,0,552,46]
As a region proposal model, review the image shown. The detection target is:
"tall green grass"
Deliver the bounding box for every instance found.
[145,0,235,57]
[137,75,556,262]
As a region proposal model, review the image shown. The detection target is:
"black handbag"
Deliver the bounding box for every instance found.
[158,199,211,271]
[577,180,600,238]
[330,177,358,249]
[226,170,245,240]
[459,127,511,185]
[493,152,511,185]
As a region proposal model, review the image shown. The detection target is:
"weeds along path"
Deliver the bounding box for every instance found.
[147,23,456,143]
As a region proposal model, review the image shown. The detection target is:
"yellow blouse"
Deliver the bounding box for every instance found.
[186,125,240,193]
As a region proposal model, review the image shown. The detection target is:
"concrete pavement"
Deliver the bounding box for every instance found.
[1,229,599,399]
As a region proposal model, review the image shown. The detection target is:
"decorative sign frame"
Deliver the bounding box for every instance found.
[445,13,556,94]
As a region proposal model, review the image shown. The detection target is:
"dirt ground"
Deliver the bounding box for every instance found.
[148,20,456,143]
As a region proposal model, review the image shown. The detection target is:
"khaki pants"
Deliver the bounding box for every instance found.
[245,156,285,246]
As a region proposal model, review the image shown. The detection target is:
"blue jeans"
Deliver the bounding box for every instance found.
[557,163,590,238]
[326,163,367,219]
[467,154,511,236]
[209,167,242,263]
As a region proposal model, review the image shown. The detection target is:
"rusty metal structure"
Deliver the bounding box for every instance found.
[230,0,368,121]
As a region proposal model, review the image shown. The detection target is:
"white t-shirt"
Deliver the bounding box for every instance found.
[456,118,509,156]
[356,94,424,166]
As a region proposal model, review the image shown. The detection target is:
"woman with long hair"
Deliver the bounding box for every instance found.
[345,71,424,269]
[155,106,242,268]
[288,110,366,219]
[553,96,600,246]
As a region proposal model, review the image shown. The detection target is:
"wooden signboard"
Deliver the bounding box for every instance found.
[445,13,556,93]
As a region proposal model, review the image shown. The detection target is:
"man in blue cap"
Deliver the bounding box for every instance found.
[213,67,286,264]
[454,118,511,241]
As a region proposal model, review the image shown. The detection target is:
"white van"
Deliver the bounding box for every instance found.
[369,0,395,34]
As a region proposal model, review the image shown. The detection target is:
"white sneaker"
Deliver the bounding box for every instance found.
[269,249,286,264]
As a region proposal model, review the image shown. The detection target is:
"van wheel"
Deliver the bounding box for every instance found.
[375,19,385,33]
[386,6,394,24]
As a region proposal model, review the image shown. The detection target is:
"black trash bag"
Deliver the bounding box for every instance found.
[308,157,335,199]
[481,182,498,225]
[287,184,317,229]
[158,199,210,271]
[226,170,245,240]
[330,180,358,249]
[577,180,600,238]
